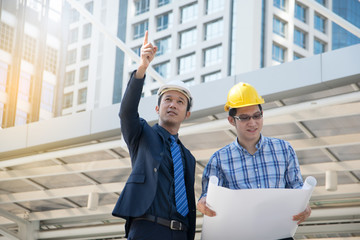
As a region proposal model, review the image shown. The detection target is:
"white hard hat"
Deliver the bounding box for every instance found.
[157,80,193,108]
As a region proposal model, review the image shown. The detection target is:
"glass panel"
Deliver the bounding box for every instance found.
[179,28,197,49]
[178,54,195,74]
[134,21,148,39]
[155,36,171,56]
[294,29,306,48]
[204,45,222,67]
[295,3,306,22]
[181,3,198,23]
[273,18,285,37]
[206,0,224,14]
[135,0,149,15]
[41,81,54,112]
[205,19,224,40]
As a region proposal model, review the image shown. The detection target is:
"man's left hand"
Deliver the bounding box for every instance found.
[292,205,311,224]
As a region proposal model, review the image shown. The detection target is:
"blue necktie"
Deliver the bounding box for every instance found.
[170,136,189,217]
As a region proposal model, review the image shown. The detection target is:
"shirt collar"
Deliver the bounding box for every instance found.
[234,134,264,153]
[156,124,179,142]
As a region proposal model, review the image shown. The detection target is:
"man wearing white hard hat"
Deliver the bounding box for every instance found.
[112,31,196,240]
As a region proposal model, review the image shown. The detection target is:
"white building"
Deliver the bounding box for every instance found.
[62,0,122,115]
[122,0,358,97]
[0,0,62,128]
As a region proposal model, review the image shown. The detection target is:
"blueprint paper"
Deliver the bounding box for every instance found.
[201,176,316,240]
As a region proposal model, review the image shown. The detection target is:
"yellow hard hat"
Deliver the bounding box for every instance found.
[224,82,265,111]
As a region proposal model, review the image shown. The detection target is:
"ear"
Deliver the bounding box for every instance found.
[228,115,236,126]
[184,111,191,120]
[155,105,159,114]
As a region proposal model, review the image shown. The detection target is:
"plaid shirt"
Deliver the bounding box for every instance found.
[201,135,303,198]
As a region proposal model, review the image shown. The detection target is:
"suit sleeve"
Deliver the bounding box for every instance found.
[119,71,145,149]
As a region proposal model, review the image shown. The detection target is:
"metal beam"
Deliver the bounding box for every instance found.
[300,160,360,175]
[290,133,360,151]
[0,159,130,181]
[0,182,125,204]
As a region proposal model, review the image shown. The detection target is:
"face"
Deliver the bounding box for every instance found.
[155,90,191,129]
[228,105,263,145]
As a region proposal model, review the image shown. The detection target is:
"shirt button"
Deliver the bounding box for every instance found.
[258,184,261,188]
[255,169,258,172]
[154,168,157,172]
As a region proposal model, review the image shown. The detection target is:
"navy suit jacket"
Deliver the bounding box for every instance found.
[112,72,196,239]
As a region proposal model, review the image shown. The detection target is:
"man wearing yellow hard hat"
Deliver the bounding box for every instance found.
[197,82,311,240]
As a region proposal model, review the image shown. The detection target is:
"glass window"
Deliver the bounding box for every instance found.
[205,18,223,40]
[18,72,31,101]
[273,17,286,37]
[70,8,79,23]
[274,0,286,10]
[81,44,91,60]
[158,0,171,7]
[65,71,75,87]
[294,28,306,48]
[41,81,54,112]
[206,0,224,14]
[295,2,306,23]
[67,49,77,65]
[135,0,149,15]
[314,13,326,33]
[179,28,197,49]
[83,23,92,39]
[0,62,8,92]
[178,54,195,74]
[157,12,173,31]
[80,66,89,82]
[63,92,73,108]
[45,46,58,74]
[314,39,325,54]
[272,44,285,63]
[85,1,93,13]
[204,45,222,67]
[202,71,221,83]
[155,36,171,56]
[0,22,14,53]
[184,78,195,87]
[134,21,148,39]
[154,61,170,78]
[133,46,141,56]
[22,35,36,63]
[78,88,87,104]
[151,88,159,95]
[293,53,303,60]
[69,28,78,44]
[315,0,325,6]
[181,3,198,23]
[15,109,28,126]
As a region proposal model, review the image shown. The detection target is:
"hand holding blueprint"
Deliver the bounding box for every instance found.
[201,176,317,240]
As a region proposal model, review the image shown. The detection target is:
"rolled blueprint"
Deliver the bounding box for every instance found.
[202,175,317,240]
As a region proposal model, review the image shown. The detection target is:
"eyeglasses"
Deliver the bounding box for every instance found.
[233,112,263,122]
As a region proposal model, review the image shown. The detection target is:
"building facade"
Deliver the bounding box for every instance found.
[0,0,62,128]
[1,0,359,128]
[122,0,360,98]
[61,0,122,116]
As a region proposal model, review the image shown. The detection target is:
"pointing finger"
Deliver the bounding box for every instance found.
[143,30,148,45]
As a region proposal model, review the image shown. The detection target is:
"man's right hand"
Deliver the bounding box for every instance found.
[135,31,158,79]
[197,197,216,217]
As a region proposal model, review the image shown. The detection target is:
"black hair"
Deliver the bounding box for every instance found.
[158,93,192,112]
[229,104,263,116]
